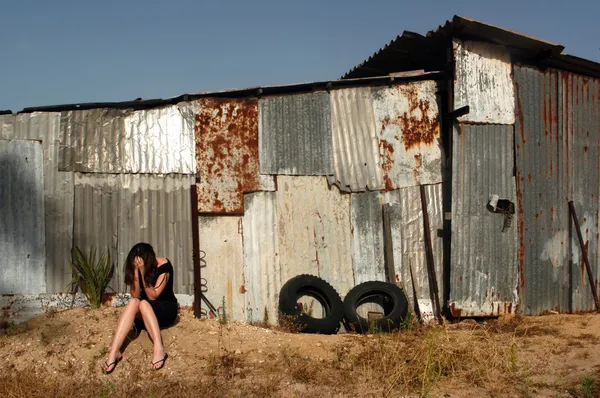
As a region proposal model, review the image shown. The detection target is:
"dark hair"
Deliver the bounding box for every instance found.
[124,242,158,287]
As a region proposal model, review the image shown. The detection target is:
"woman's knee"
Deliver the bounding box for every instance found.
[126,298,141,311]
[139,300,152,313]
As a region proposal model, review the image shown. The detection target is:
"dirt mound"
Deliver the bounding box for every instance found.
[1,307,600,397]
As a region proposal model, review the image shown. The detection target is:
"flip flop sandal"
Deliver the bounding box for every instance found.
[103,356,122,375]
[151,353,168,371]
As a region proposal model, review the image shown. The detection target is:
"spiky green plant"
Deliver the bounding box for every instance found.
[68,246,114,309]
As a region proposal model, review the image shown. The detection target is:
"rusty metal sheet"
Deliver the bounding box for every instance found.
[259,92,334,175]
[60,103,197,174]
[372,81,443,190]
[382,184,444,315]
[276,176,354,298]
[351,191,386,284]
[329,87,383,192]
[450,124,518,317]
[199,216,245,321]
[454,40,515,124]
[242,191,279,324]
[196,98,274,214]
[0,140,46,294]
[561,71,600,313]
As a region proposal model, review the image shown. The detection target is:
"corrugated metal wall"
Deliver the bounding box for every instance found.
[0,140,46,293]
[453,40,515,125]
[199,215,245,321]
[450,124,518,316]
[73,173,195,294]
[329,87,383,192]
[196,98,274,214]
[259,92,334,175]
[351,191,386,284]
[373,81,443,190]
[382,184,444,312]
[515,65,600,314]
[0,113,74,293]
[60,104,197,174]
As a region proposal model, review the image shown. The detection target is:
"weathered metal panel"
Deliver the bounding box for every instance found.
[60,103,197,174]
[454,40,515,124]
[2,113,74,293]
[373,81,443,190]
[259,92,334,175]
[450,124,518,316]
[276,176,355,297]
[73,174,120,290]
[351,191,386,284]
[382,184,444,313]
[0,140,46,293]
[196,98,274,214]
[243,191,280,324]
[514,66,568,315]
[329,87,383,192]
[73,174,194,294]
[561,71,600,313]
[199,216,245,321]
[117,174,195,294]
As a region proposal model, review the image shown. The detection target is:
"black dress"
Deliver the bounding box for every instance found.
[134,260,178,330]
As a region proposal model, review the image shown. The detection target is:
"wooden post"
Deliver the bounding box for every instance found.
[190,185,202,318]
[420,185,443,324]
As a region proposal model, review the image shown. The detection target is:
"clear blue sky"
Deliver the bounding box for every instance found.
[1,0,598,111]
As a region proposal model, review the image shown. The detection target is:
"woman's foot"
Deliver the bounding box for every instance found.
[151,347,167,370]
[103,352,123,374]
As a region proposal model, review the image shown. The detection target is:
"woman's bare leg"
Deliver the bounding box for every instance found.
[104,298,140,371]
[139,300,166,369]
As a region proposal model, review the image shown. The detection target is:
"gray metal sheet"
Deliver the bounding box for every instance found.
[198,216,245,321]
[259,92,333,175]
[2,113,74,293]
[60,104,197,174]
[329,87,383,191]
[351,191,386,284]
[243,191,280,324]
[514,66,568,315]
[0,140,46,293]
[382,184,444,313]
[73,173,195,294]
[373,81,443,190]
[450,124,518,316]
[561,71,600,313]
[454,40,516,124]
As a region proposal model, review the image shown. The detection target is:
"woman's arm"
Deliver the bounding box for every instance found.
[130,269,141,298]
[139,272,169,301]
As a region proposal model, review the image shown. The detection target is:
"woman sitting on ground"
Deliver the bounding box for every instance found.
[103,242,178,373]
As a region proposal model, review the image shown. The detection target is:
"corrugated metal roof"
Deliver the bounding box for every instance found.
[59,103,197,174]
[450,124,518,317]
[199,216,246,321]
[1,113,74,293]
[73,173,195,294]
[561,71,600,313]
[514,66,568,315]
[351,191,386,284]
[0,140,46,294]
[329,87,383,192]
[373,81,443,190]
[196,98,274,214]
[453,40,515,124]
[382,184,444,312]
[243,191,280,324]
[259,92,334,175]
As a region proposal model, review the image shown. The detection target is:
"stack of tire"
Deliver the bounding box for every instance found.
[278,274,408,334]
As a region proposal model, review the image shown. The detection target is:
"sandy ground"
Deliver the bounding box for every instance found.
[2,306,600,397]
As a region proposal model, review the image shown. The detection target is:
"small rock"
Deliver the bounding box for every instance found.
[316,343,322,348]
[234,367,242,374]
[235,350,242,355]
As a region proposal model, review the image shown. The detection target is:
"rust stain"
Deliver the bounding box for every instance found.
[239,284,247,294]
[379,140,394,192]
[196,98,264,214]
[413,153,423,182]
